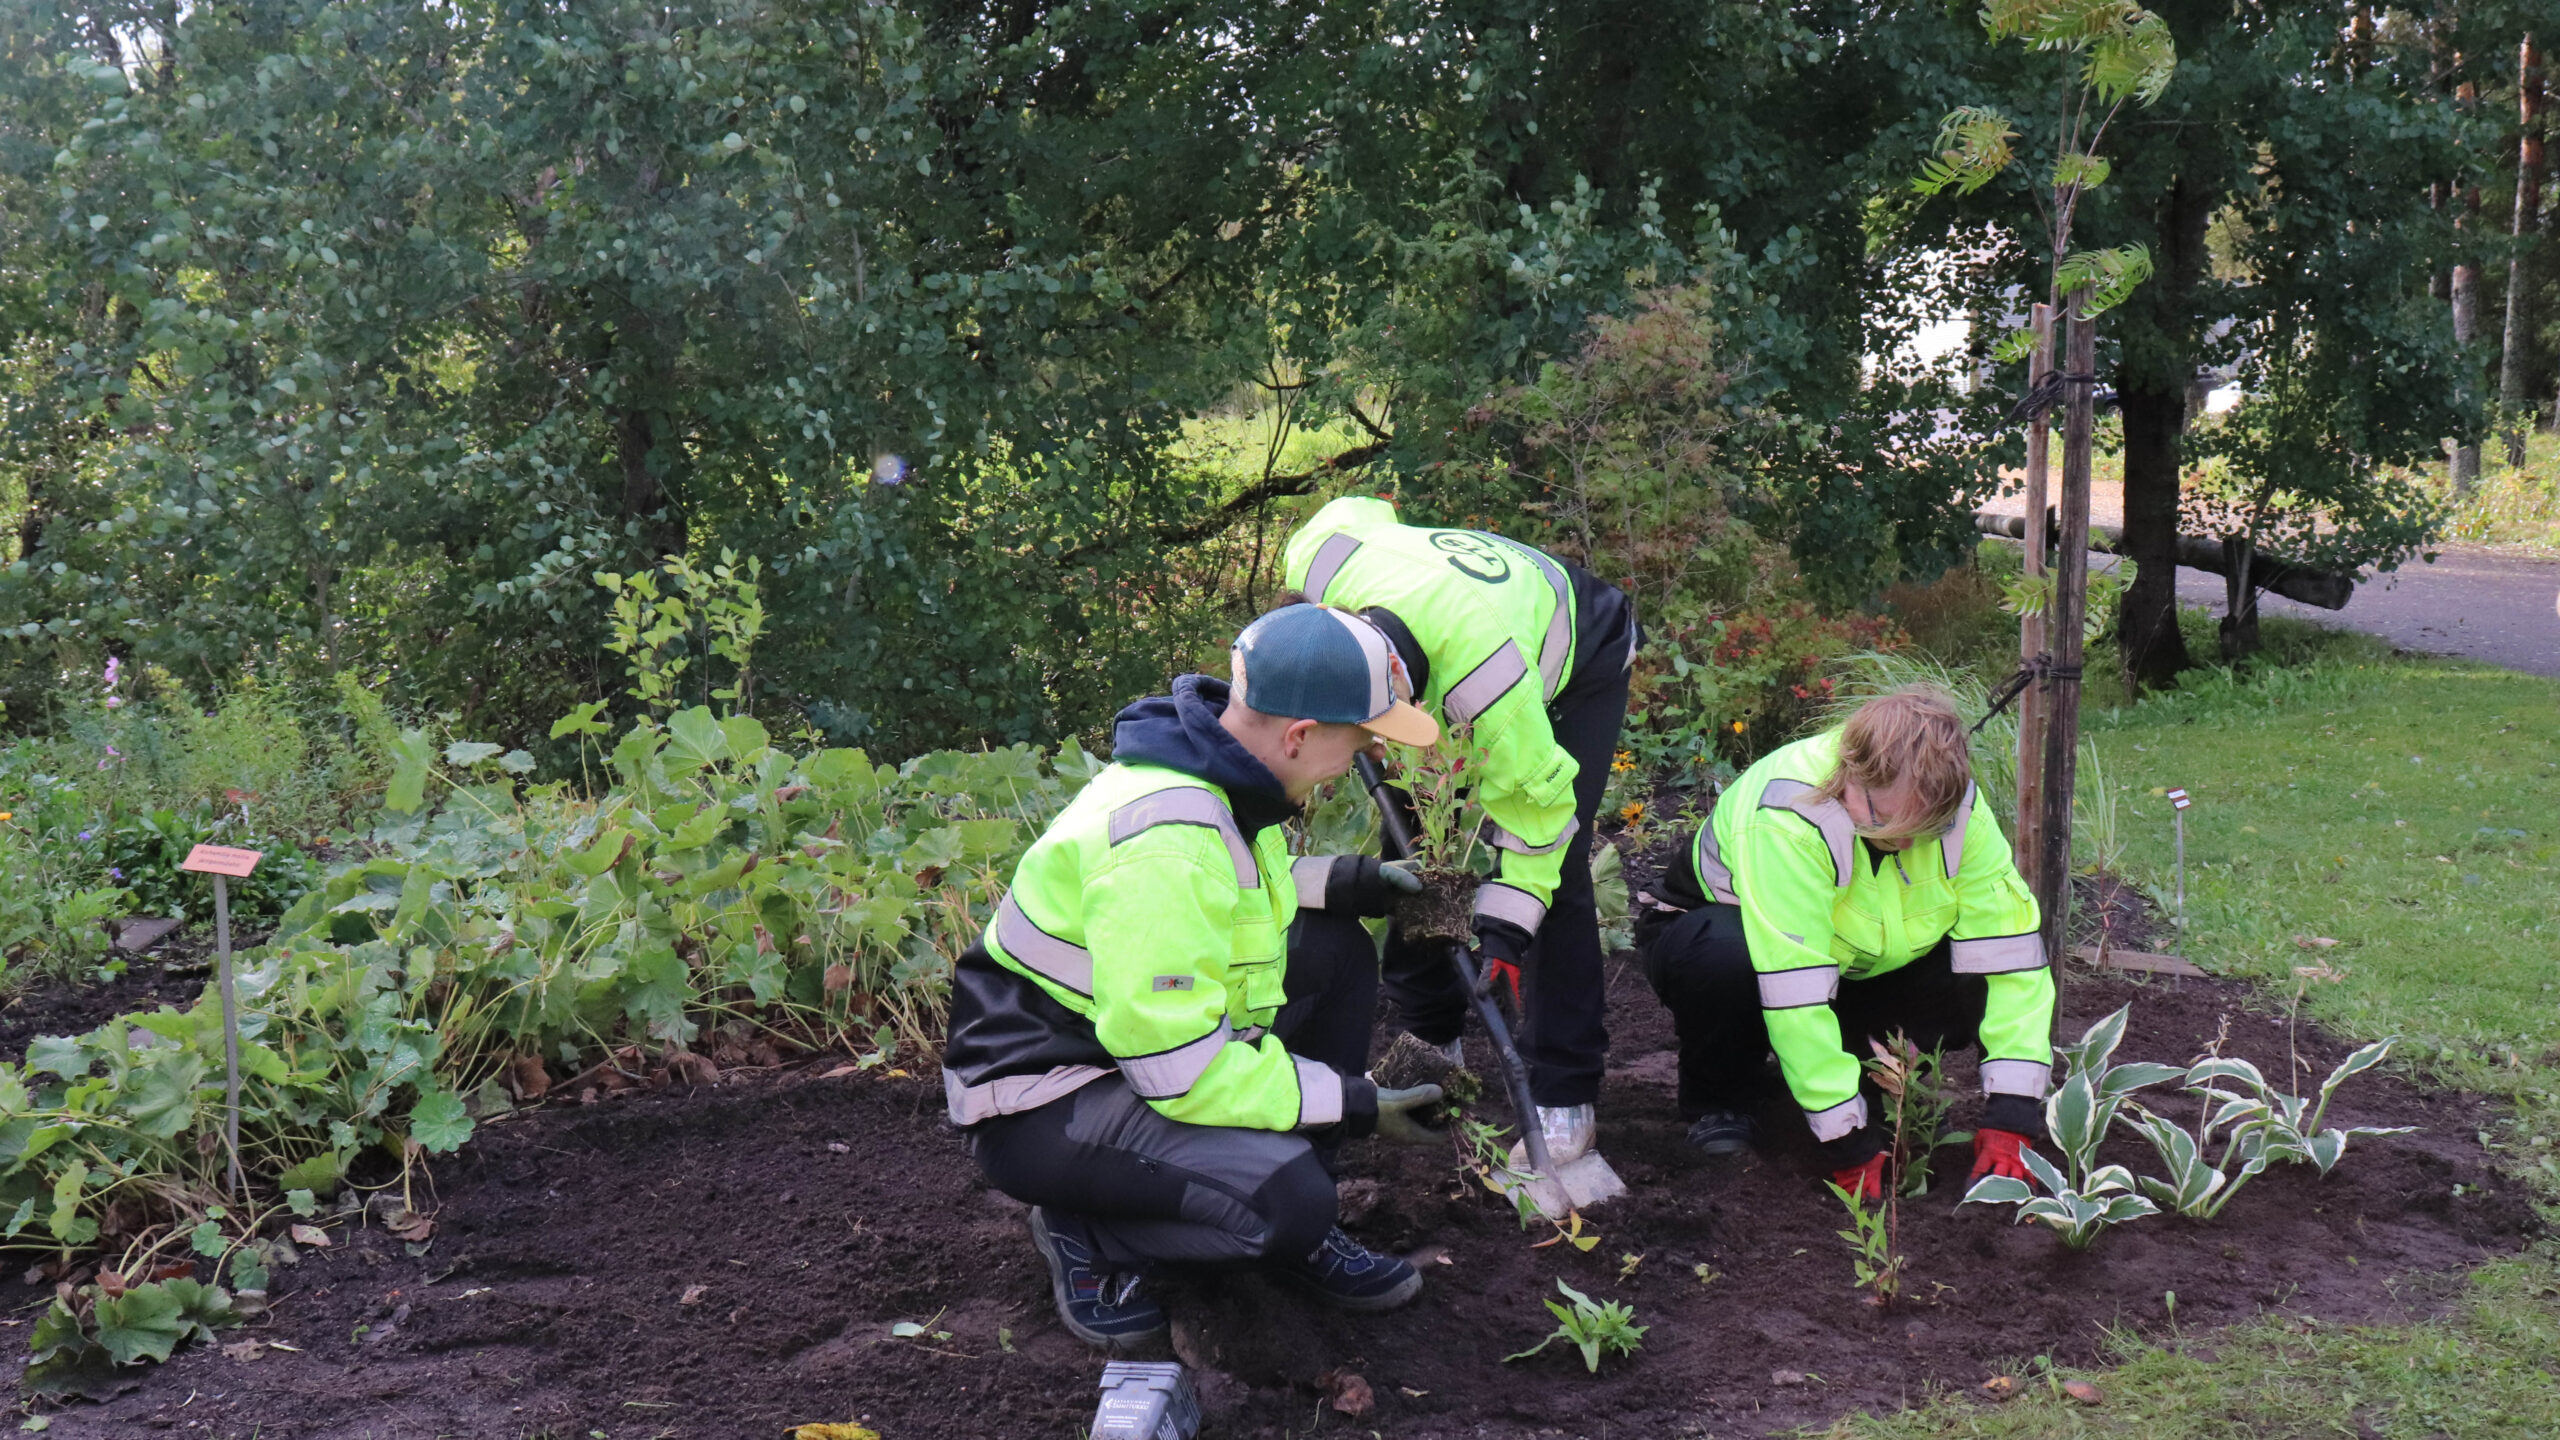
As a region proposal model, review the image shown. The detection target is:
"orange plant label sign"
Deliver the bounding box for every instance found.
[179,844,263,878]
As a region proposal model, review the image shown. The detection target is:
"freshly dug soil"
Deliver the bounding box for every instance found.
[1394,865,1478,945]
[8,953,2533,1439]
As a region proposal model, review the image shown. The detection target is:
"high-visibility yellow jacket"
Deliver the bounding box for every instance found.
[1691,729,2053,1142]
[942,757,1365,1131]
[1281,497,1591,939]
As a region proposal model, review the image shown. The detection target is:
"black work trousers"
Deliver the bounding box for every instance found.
[966,910,1376,1271]
[1381,624,1632,1109]
[1639,903,1992,1120]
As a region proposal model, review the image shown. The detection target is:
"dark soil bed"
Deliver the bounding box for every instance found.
[5,941,2532,1439]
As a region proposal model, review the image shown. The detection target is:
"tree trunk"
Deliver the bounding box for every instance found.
[2116,168,2209,694]
[2117,383,2191,689]
[616,405,684,559]
[2034,291,2097,972]
[2217,534,2260,660]
[2504,34,2545,465]
[2452,259,2482,492]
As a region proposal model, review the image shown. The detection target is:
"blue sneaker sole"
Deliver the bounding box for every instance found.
[1026,1208,1168,1353]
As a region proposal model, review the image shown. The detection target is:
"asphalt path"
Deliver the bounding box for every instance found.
[1983,485,2559,678]
[2147,546,2560,678]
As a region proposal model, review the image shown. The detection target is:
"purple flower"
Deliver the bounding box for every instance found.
[101,656,120,690]
[104,696,121,709]
[77,830,91,841]
[107,867,122,881]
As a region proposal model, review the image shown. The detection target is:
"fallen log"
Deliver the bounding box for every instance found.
[1973,510,2353,611]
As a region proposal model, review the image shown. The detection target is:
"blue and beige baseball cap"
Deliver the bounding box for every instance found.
[1230,605,1439,746]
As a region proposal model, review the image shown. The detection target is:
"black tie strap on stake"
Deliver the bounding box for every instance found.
[2005,372,2103,423]
[1970,654,2088,734]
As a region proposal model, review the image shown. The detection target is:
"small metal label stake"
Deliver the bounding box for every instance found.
[180,844,263,1198]
[2165,789,2192,924]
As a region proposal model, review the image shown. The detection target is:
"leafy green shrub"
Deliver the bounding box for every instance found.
[1626,600,1904,781]
[0,705,1102,1252]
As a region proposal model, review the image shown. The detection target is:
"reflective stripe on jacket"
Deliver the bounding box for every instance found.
[1699,729,2054,1142]
[941,760,1345,1131]
[1280,496,1582,929]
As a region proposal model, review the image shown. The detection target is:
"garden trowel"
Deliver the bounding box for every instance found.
[1352,755,1627,1221]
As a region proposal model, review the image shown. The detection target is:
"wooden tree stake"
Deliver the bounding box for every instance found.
[2013,303,2056,891]
[2033,290,2097,971]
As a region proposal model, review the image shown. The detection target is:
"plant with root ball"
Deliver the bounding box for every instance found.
[1382,723,1498,944]
[1963,1005,2182,1248]
[1503,1279,1646,1373]
[2128,1038,2411,1218]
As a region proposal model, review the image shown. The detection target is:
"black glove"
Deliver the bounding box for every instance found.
[1816,1119,1891,1171]
[1470,915,1530,1006]
[1979,1092,2047,1144]
[1322,855,1422,917]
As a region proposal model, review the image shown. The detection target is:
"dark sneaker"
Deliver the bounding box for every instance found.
[1685,1109,1759,1157]
[1026,1206,1167,1352]
[1279,1226,1423,1312]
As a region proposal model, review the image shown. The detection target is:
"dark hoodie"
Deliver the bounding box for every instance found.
[942,675,1379,1138]
[1108,675,1300,841]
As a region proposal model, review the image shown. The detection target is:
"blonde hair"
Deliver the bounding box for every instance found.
[1812,686,1972,839]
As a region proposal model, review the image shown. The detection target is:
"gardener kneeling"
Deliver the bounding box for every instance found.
[1634,687,2056,1200]
[944,604,1448,1352]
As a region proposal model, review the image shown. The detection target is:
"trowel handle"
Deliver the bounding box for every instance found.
[1353,753,1420,861]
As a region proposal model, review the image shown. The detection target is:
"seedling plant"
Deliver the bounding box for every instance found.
[1503,1279,1647,1373]
[1825,1178,1904,1308]
[1868,1032,1963,1197]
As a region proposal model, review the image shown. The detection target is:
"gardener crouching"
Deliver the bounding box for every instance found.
[1634,686,2055,1200]
[943,604,1449,1352]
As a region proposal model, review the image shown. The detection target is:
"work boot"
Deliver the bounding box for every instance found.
[1509,1103,1596,1167]
[1026,1206,1167,1352]
[1279,1226,1424,1312]
[1684,1109,1760,1158]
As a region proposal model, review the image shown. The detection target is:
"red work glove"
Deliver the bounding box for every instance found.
[1828,1152,1887,1202]
[1969,1128,2035,1184]
[1471,918,1529,1010]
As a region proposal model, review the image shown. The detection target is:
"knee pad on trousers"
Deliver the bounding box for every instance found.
[1251,1148,1341,1264]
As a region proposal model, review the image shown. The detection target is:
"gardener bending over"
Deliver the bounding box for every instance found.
[1635,687,2054,1199]
[1278,495,1636,1171]
[943,604,1447,1353]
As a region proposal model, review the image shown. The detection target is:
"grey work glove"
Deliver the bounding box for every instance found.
[1326,855,1423,917]
[1373,1083,1446,1147]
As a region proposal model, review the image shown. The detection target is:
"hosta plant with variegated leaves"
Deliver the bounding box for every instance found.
[1963,1005,2182,1249]
[2127,1039,2412,1219]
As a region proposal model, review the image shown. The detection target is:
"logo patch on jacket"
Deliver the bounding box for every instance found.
[1152,975,1195,991]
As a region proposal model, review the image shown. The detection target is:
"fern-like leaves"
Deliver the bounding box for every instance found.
[1982,0,2177,106]
[2055,242,2155,316]
[1912,106,2019,196]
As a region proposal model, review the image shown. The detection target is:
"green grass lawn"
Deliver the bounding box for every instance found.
[1838,625,2560,1438]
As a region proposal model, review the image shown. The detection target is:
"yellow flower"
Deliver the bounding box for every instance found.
[1619,801,1645,824]
[1731,720,1746,734]
[0,812,11,822]
[1610,750,1636,774]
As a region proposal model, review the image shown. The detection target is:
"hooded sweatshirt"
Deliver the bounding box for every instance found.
[941,676,1380,1136]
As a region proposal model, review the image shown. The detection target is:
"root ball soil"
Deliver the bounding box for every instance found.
[2,928,2534,1438]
